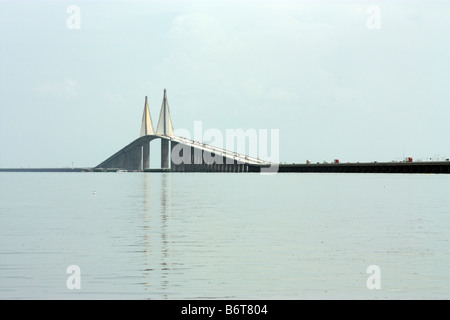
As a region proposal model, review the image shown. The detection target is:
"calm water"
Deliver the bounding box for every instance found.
[0,172,448,299]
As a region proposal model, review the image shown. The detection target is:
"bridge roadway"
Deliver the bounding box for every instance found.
[93,91,450,174]
[94,134,450,174]
[95,134,272,173]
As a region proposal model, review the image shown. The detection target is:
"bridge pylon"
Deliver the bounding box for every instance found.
[155,89,174,168]
[155,89,174,136]
[140,96,155,137]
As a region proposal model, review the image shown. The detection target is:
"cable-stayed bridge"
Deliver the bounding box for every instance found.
[95,90,273,173]
[94,90,449,174]
[1,89,448,174]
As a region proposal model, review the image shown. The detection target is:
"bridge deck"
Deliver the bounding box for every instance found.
[94,135,449,174]
[95,134,272,171]
[170,135,270,165]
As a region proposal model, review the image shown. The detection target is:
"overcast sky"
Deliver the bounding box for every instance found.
[0,0,448,168]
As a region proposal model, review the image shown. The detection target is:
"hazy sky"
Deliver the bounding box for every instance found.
[0,0,449,168]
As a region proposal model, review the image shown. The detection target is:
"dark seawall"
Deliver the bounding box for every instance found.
[272,161,450,174]
[1,161,449,174]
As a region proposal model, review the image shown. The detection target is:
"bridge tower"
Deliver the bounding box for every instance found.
[140,96,155,170]
[155,89,174,169]
[140,96,154,137]
[156,89,174,136]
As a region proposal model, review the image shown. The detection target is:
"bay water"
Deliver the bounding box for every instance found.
[0,172,448,299]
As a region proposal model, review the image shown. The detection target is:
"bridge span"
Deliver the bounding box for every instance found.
[95,90,272,173]
[94,89,449,174]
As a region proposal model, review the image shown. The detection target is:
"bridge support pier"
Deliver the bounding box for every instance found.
[143,141,150,170]
[124,151,131,170]
[161,138,170,169]
[124,146,142,171]
[136,146,143,171]
[170,141,181,172]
